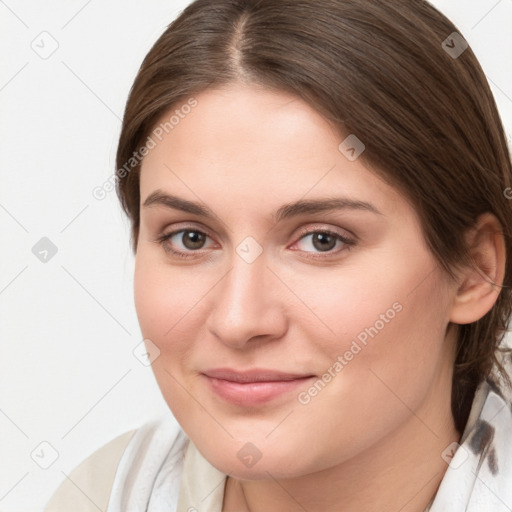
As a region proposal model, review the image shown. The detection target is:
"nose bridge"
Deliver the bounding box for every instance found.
[207,246,286,346]
[220,251,269,319]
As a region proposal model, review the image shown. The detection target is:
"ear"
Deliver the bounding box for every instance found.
[449,213,506,325]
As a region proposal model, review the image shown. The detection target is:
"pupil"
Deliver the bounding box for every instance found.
[313,233,335,251]
[183,231,205,249]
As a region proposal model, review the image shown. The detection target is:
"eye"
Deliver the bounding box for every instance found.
[155,226,354,260]
[156,228,216,258]
[291,229,355,256]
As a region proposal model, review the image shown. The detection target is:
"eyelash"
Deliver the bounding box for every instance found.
[155,226,356,260]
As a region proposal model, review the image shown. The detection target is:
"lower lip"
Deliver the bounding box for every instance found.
[204,375,315,406]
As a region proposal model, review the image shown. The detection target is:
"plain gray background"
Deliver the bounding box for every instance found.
[1,1,511,510]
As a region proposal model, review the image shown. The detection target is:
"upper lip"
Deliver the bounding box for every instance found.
[202,368,315,383]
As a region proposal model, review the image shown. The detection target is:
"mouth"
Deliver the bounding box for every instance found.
[201,368,316,406]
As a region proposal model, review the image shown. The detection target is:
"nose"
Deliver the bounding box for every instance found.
[206,251,288,349]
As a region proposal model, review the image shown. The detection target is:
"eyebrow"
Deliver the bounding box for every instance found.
[143,190,215,218]
[142,190,382,221]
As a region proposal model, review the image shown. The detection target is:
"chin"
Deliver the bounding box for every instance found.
[192,433,314,480]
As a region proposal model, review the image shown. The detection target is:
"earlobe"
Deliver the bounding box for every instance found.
[449,213,506,325]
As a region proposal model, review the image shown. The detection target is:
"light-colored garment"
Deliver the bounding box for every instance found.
[429,377,512,511]
[44,422,227,512]
[44,429,136,512]
[46,377,512,512]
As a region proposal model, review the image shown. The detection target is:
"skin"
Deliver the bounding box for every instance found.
[134,83,504,512]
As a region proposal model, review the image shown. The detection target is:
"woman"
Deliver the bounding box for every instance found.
[46,0,512,510]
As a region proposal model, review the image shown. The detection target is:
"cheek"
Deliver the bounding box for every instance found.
[134,260,170,341]
[275,259,407,354]
[280,253,451,379]
[134,251,202,341]
[133,253,203,417]
[282,263,453,461]
[133,249,225,386]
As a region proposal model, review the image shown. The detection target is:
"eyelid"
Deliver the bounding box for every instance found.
[287,224,356,257]
[292,223,355,243]
[156,221,217,242]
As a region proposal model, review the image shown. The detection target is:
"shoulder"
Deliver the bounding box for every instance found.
[44,429,137,512]
[45,419,188,512]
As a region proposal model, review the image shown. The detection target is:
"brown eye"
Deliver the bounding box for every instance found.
[311,232,337,252]
[181,230,207,250]
[157,228,216,258]
[291,229,355,258]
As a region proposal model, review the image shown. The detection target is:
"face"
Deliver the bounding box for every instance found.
[134,83,458,479]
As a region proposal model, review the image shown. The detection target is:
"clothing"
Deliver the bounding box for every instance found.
[45,377,512,512]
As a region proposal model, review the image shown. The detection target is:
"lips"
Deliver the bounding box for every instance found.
[202,367,316,406]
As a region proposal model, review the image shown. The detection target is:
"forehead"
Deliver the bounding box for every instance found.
[139,84,405,218]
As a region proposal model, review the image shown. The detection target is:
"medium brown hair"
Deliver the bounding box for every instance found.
[116,0,512,432]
